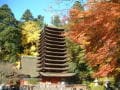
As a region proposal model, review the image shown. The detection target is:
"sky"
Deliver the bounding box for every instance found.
[0,0,86,24]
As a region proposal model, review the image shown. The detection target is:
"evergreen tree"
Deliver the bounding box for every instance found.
[0,4,21,62]
[66,39,92,83]
[51,15,62,27]
[34,15,44,28]
[72,1,83,10]
[21,9,33,21]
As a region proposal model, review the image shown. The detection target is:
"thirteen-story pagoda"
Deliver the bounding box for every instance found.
[38,26,74,83]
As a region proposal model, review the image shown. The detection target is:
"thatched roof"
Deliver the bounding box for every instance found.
[0,62,14,75]
[19,56,39,78]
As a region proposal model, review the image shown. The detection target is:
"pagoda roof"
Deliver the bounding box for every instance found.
[45,59,67,62]
[45,55,67,59]
[40,72,75,77]
[43,67,68,71]
[45,38,65,44]
[45,35,65,40]
[45,42,66,47]
[45,26,64,31]
[45,46,66,51]
[46,32,64,38]
[44,62,68,66]
[45,28,64,34]
[45,51,66,56]
[37,57,67,61]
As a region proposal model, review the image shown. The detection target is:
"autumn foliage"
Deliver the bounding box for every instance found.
[21,21,40,56]
[68,1,120,77]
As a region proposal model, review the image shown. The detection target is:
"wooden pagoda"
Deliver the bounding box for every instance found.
[38,26,75,83]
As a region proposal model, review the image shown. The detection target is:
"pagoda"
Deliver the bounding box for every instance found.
[38,26,75,83]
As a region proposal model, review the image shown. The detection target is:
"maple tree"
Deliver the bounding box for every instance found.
[67,0,120,77]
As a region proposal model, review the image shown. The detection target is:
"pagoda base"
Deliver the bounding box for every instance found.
[41,77,61,83]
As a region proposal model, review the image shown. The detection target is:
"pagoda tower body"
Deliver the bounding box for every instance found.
[38,26,74,83]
